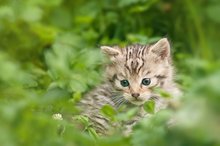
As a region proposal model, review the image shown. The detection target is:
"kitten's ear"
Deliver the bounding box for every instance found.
[149,38,170,59]
[101,46,120,56]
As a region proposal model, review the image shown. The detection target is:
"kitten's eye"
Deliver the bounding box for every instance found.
[142,78,151,86]
[120,80,129,87]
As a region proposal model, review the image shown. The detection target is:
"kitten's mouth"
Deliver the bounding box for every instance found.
[129,99,146,105]
[124,95,151,106]
[126,95,152,105]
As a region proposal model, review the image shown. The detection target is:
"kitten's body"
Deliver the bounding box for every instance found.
[79,38,181,135]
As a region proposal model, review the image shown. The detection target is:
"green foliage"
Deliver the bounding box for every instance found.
[143,100,155,114]
[153,87,172,98]
[0,0,220,146]
[101,105,117,121]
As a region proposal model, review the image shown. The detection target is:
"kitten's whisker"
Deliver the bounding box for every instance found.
[114,98,123,104]
[114,96,126,108]
[111,95,121,98]
[111,94,121,99]
[149,95,159,101]
[117,99,126,108]
[114,97,124,106]
[112,97,121,102]
[111,91,122,96]
[111,96,122,102]
[111,95,123,102]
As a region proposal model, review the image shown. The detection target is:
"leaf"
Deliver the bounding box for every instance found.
[126,34,148,44]
[159,90,172,98]
[153,87,172,98]
[88,127,99,140]
[118,0,146,7]
[0,6,14,20]
[72,92,82,102]
[143,100,155,114]
[21,6,43,22]
[116,107,139,121]
[100,105,116,120]
[206,5,220,23]
[75,115,90,127]
[69,79,87,92]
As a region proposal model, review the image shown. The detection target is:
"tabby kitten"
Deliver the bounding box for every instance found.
[79,38,180,135]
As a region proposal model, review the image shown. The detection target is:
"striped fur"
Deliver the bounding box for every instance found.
[78,38,181,135]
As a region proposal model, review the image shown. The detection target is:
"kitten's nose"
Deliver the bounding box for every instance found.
[131,93,140,98]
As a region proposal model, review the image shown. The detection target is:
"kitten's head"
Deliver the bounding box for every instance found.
[101,38,173,105]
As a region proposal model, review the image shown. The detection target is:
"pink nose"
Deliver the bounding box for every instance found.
[131,93,140,98]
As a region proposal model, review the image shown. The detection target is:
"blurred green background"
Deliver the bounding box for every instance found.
[0,0,220,146]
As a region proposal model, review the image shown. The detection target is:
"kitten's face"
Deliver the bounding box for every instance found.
[101,38,173,105]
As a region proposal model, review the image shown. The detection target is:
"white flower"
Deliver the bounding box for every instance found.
[52,113,63,120]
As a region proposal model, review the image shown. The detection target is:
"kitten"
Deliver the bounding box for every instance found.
[78,38,181,135]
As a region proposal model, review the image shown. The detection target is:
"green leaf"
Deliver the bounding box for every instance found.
[206,5,220,23]
[143,100,155,114]
[88,127,99,140]
[116,107,139,121]
[69,79,87,92]
[75,115,90,127]
[153,87,172,98]
[0,6,14,21]
[72,92,82,102]
[100,105,116,120]
[118,0,146,7]
[159,90,171,98]
[21,6,43,22]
